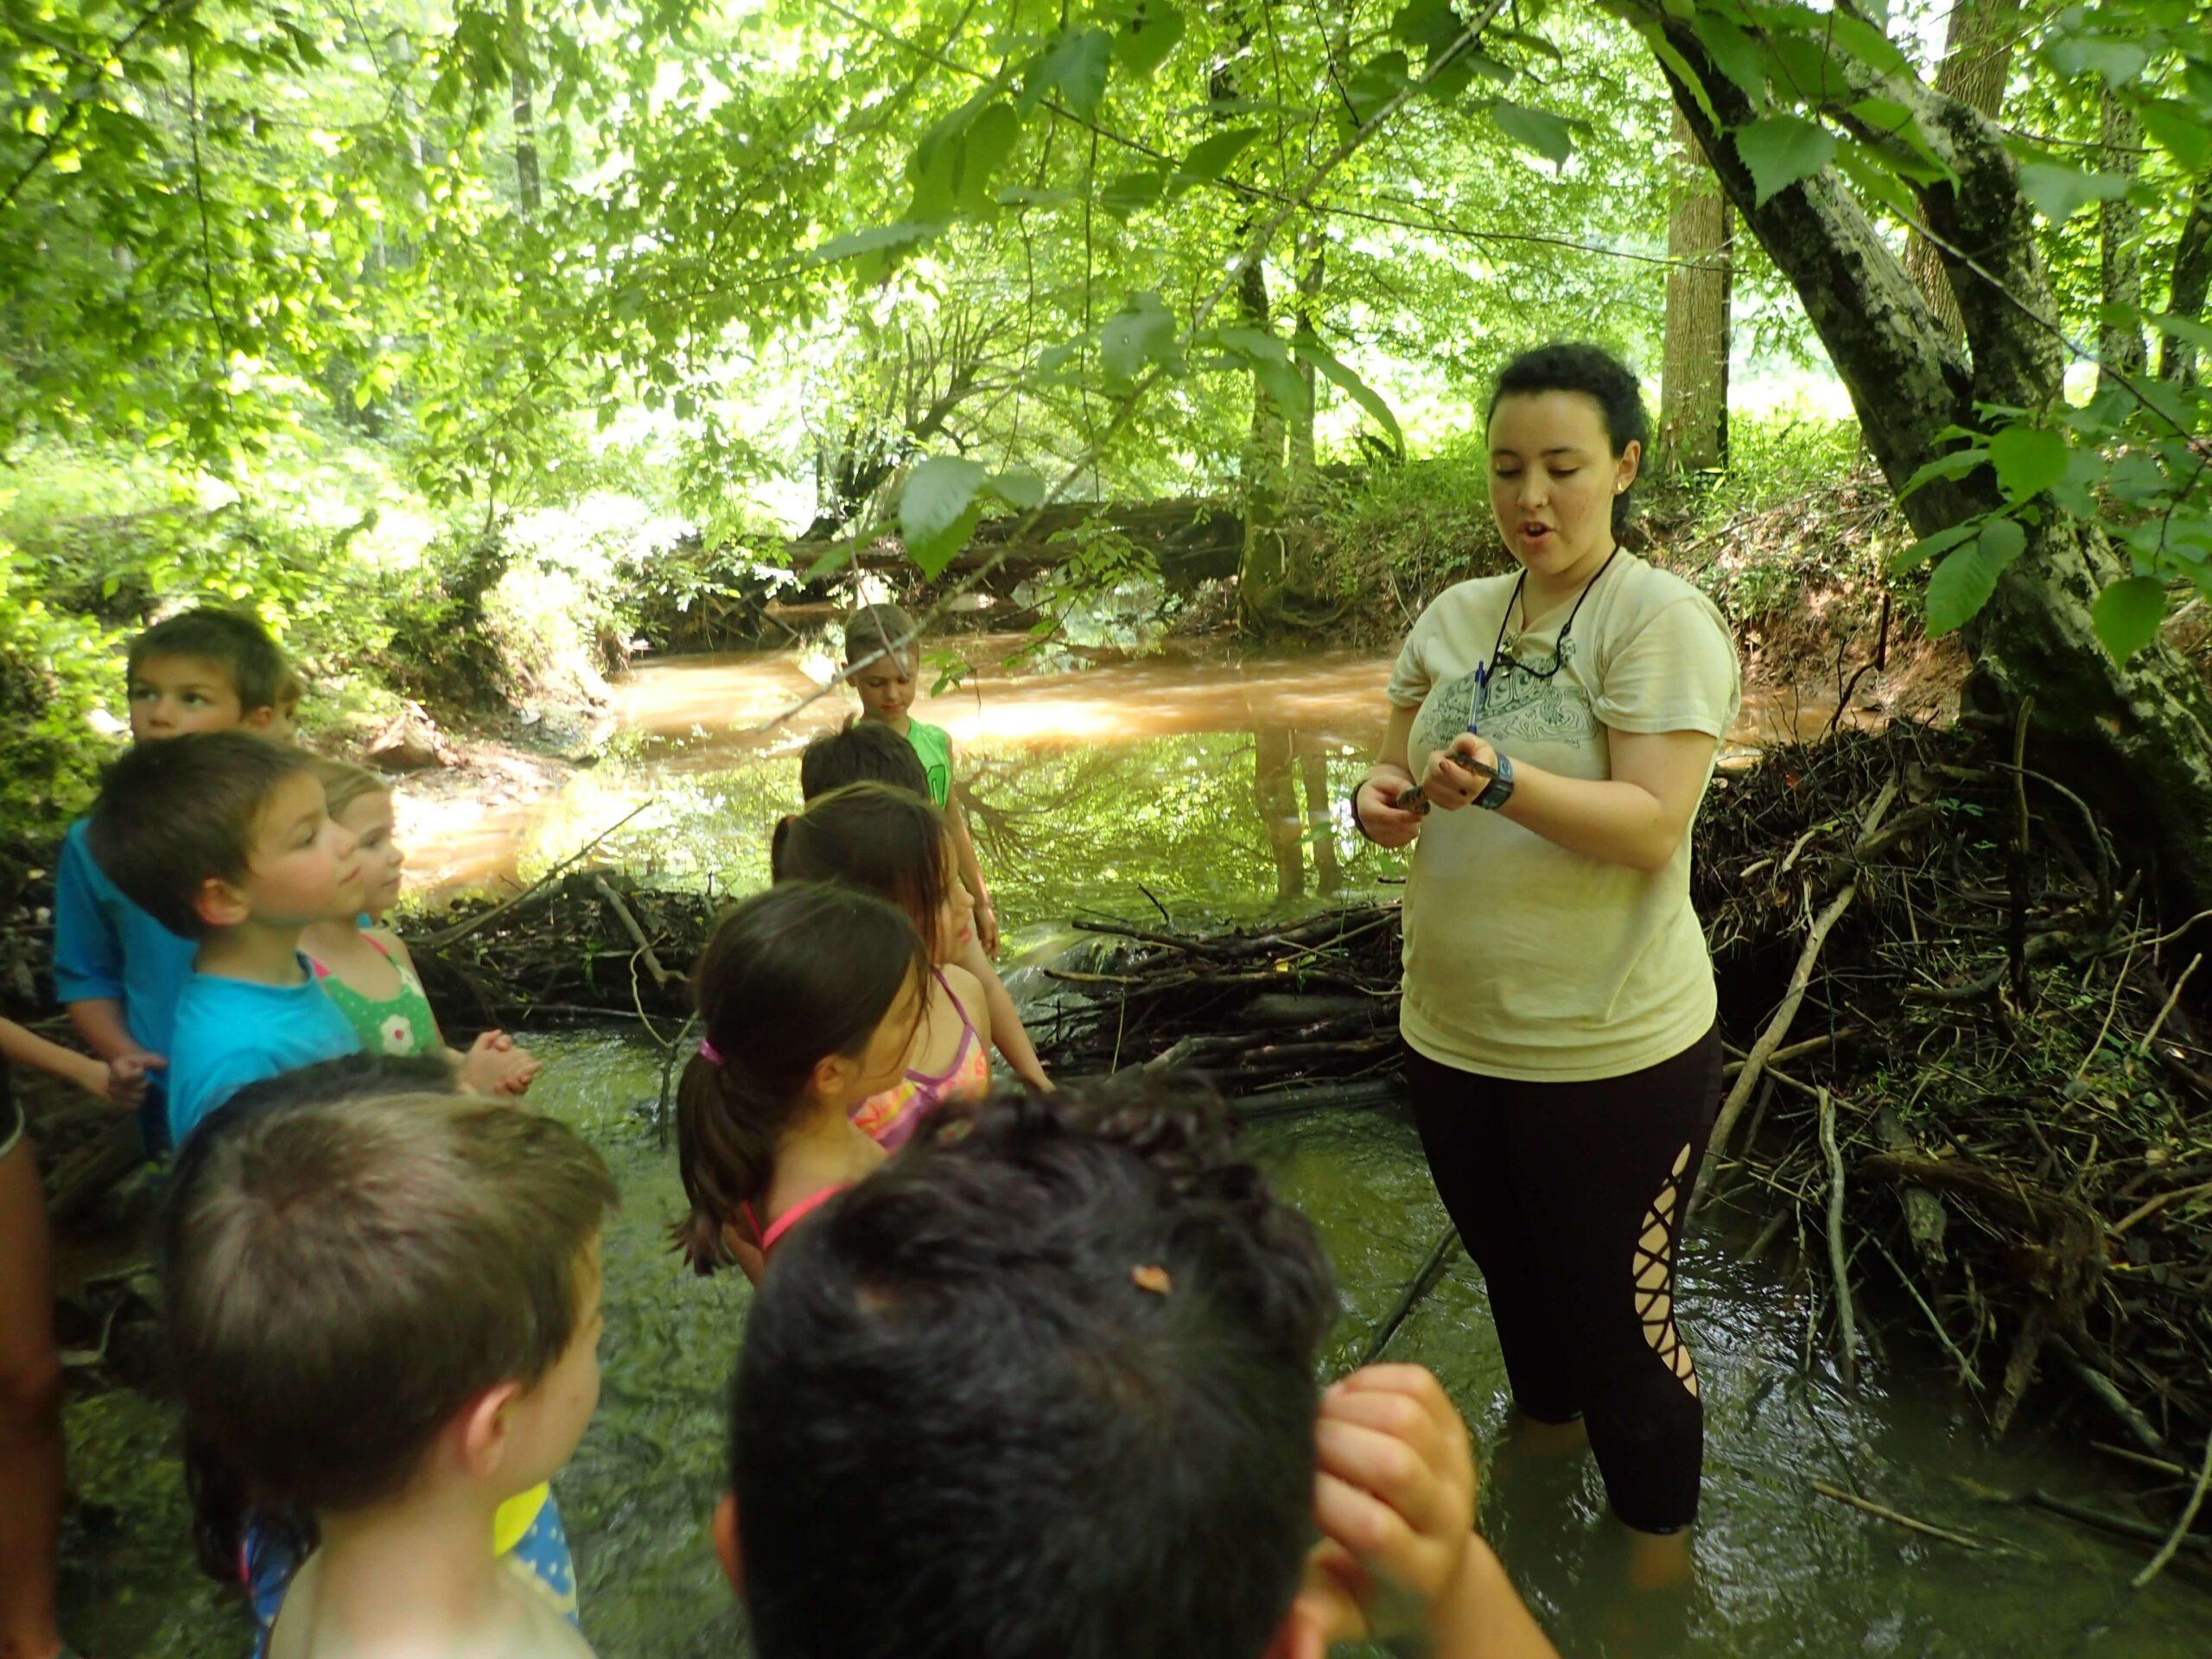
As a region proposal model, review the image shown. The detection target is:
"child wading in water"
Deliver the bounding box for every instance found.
[674,882,928,1281]
[842,604,1000,953]
[301,759,537,1096]
[772,783,993,1151]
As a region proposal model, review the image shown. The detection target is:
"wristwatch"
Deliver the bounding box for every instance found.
[1471,751,1516,810]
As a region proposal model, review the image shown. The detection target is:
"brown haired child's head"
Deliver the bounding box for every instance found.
[841,603,918,724]
[309,756,404,916]
[161,1088,619,1520]
[771,782,972,963]
[89,732,367,939]
[126,607,291,741]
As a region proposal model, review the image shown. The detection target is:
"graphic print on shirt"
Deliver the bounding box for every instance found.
[1412,636,1596,766]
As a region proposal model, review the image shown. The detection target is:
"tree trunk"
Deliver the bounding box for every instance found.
[1903,0,2019,338]
[2158,171,2212,385]
[1631,4,2212,906]
[2096,92,2145,395]
[1660,106,1731,472]
[1289,230,1325,484]
[1254,725,1305,901]
[506,0,542,219]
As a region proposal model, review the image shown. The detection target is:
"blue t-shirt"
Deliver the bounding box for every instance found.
[167,962,361,1145]
[52,817,198,1058]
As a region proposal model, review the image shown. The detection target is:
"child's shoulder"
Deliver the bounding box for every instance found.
[938,959,985,1007]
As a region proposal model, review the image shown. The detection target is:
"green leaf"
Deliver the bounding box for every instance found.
[2137,98,2212,175]
[1989,423,2067,502]
[1028,29,1114,120]
[990,467,1046,511]
[2047,35,2150,87]
[2150,311,2212,352]
[1173,128,1261,193]
[1690,12,1767,100]
[2015,162,2129,222]
[899,456,988,577]
[1734,115,1835,207]
[1491,101,1573,163]
[1900,446,1990,497]
[1924,518,2026,637]
[1294,330,1404,455]
[1642,27,1717,129]
[1100,168,1167,214]
[1888,519,1977,575]
[1392,0,1463,54]
[957,102,1023,214]
[1833,142,1919,221]
[1344,51,1412,127]
[2092,576,2168,664]
[1217,326,1308,416]
[1100,290,1176,387]
[1107,1,1185,78]
[812,222,938,264]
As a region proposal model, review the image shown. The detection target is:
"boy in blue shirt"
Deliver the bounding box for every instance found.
[53,607,293,1153]
[88,732,367,1145]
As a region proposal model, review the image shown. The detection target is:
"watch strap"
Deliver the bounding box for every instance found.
[1474,752,1515,810]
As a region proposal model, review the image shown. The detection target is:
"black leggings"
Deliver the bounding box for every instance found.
[1406,1025,1722,1533]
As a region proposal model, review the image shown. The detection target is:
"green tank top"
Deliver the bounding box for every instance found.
[906,720,952,807]
[308,932,441,1056]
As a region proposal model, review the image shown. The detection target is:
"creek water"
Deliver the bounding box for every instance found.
[58,642,2212,1657]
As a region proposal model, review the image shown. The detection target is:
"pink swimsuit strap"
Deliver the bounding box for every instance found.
[755,1184,850,1256]
[906,966,982,1088]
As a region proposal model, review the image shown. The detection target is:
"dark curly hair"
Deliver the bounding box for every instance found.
[728,1073,1337,1659]
[1488,341,1650,534]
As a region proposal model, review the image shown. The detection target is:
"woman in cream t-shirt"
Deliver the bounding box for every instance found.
[1352,344,1739,1545]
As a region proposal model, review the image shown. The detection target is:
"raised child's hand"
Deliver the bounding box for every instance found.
[461,1030,542,1097]
[1270,1364,1554,1659]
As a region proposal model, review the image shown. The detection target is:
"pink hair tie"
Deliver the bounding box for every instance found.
[698,1038,726,1067]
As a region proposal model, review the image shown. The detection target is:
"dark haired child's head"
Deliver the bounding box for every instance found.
[162,1088,618,1529]
[841,602,918,725]
[310,755,405,916]
[1486,341,1648,562]
[772,781,972,963]
[719,1075,1337,1659]
[126,607,291,741]
[89,731,365,940]
[673,882,927,1274]
[799,716,930,802]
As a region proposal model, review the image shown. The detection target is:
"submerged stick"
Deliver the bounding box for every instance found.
[1357,1228,1462,1370]
[1697,881,1859,1208]
[2133,1435,2212,1590]
[1810,1479,1986,1550]
[1817,1087,1858,1389]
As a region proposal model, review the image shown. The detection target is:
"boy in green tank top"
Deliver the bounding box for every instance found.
[842,604,999,954]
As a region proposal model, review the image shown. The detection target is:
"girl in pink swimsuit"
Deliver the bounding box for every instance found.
[672,882,931,1281]
[772,783,997,1151]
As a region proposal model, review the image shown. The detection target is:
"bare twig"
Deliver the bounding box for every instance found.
[1811,1479,1987,1550]
[2139,953,2203,1058]
[2133,1436,2212,1590]
[1818,1087,1859,1388]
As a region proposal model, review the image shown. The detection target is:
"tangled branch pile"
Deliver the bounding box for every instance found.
[1033,724,2212,1490]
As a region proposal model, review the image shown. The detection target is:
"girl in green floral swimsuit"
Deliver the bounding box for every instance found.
[301,759,538,1096]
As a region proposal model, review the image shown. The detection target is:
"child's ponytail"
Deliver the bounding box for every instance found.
[671,881,927,1275]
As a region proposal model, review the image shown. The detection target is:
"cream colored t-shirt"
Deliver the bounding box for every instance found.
[1388,553,1739,1082]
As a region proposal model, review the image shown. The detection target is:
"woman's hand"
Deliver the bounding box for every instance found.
[1418,734,1502,813]
[1355,773,1424,849]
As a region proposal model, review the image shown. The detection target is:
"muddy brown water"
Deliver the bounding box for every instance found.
[58,644,2209,1656]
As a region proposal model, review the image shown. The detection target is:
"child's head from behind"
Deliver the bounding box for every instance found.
[721,1075,1337,1659]
[90,731,365,939]
[311,756,404,916]
[162,1087,618,1522]
[798,716,930,803]
[674,882,927,1274]
[772,781,971,963]
[127,607,291,741]
[841,602,918,724]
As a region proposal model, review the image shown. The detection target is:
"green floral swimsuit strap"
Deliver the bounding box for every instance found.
[308,931,440,1057]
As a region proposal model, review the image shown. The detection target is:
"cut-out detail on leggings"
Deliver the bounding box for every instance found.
[1631,1141,1699,1400]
